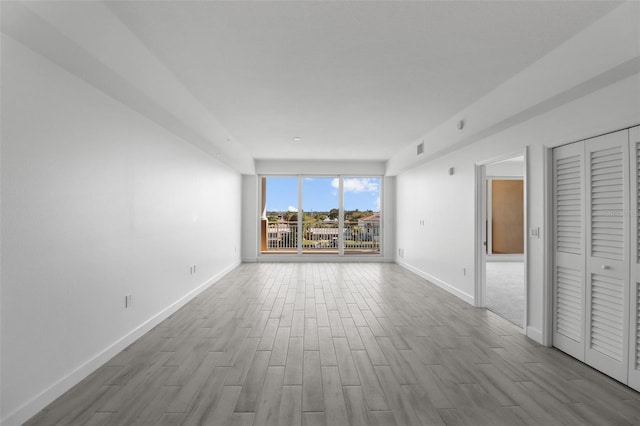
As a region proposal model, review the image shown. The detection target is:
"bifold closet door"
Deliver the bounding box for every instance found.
[584,131,630,383]
[629,126,640,390]
[552,141,586,360]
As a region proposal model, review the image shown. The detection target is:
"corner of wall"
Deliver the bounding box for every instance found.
[395,259,475,306]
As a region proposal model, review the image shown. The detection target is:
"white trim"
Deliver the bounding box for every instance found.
[1,261,240,426]
[526,326,544,345]
[476,150,528,167]
[487,176,494,256]
[474,164,487,307]
[258,174,384,260]
[338,175,345,256]
[258,255,393,263]
[256,175,262,261]
[543,145,554,347]
[523,146,529,333]
[379,177,386,258]
[297,175,303,255]
[396,260,475,305]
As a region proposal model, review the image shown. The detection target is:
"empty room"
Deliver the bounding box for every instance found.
[1,1,640,425]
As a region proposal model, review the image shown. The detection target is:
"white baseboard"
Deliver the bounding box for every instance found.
[1,260,240,426]
[395,260,549,344]
[395,259,474,305]
[526,326,544,345]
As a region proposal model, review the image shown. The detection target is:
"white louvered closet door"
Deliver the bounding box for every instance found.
[552,142,586,361]
[628,126,640,391]
[584,131,630,383]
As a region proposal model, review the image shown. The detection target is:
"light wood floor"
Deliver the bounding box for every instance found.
[26,263,640,425]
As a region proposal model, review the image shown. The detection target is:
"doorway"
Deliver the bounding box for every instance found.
[476,153,527,329]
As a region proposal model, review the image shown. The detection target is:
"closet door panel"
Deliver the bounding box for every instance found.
[552,142,586,360]
[585,130,630,383]
[628,126,640,391]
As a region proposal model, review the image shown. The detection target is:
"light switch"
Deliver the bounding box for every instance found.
[529,227,540,238]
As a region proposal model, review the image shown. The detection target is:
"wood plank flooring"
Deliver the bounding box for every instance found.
[25,263,640,425]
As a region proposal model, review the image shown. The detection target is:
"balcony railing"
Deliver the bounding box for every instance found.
[266,220,380,254]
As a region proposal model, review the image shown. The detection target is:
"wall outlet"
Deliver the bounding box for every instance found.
[125,295,132,308]
[398,248,404,258]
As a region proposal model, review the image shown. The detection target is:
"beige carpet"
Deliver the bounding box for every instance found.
[486,261,525,328]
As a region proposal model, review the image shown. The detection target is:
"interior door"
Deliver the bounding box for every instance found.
[628,126,640,390]
[491,179,524,254]
[552,142,586,360]
[584,131,630,382]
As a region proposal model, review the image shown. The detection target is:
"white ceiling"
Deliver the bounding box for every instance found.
[103,1,619,162]
[2,1,624,168]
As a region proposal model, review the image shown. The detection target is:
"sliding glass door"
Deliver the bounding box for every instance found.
[343,177,381,255]
[302,177,339,254]
[260,175,381,256]
[261,176,298,253]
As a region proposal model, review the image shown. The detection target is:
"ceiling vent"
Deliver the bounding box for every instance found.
[417,142,424,156]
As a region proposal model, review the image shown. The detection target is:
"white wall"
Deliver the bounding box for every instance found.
[255,159,386,176]
[0,36,242,425]
[485,158,524,177]
[382,176,397,260]
[394,2,639,344]
[395,73,640,342]
[387,2,640,174]
[396,157,476,303]
[241,174,259,262]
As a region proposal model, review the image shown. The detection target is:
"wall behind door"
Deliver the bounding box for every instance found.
[491,179,524,254]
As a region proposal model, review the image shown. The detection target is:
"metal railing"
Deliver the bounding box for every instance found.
[266,220,380,253]
[267,222,298,249]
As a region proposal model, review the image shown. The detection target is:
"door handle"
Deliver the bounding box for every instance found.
[601,265,610,270]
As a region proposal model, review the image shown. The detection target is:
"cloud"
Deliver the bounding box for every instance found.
[287,205,298,212]
[334,178,379,193]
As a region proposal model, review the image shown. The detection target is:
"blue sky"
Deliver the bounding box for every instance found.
[265,177,380,212]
